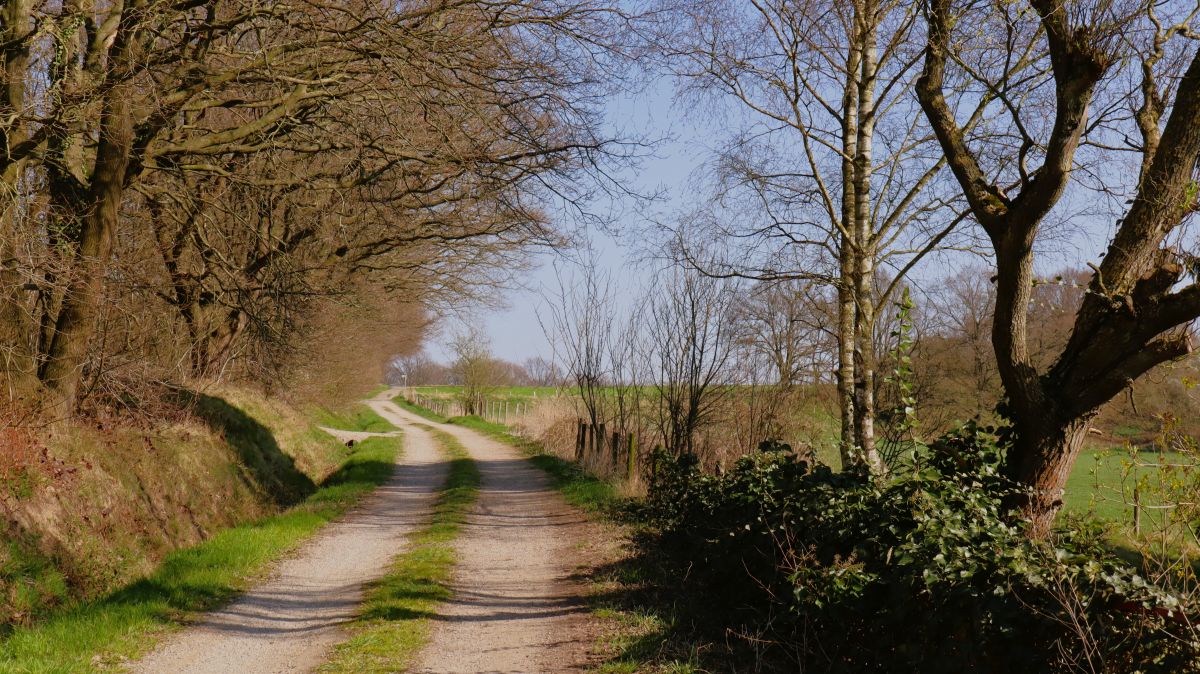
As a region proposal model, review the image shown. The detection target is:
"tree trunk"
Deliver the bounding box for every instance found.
[0,0,37,399]
[851,0,881,473]
[39,90,133,413]
[195,308,250,379]
[853,266,879,471]
[0,214,35,398]
[1005,415,1093,538]
[836,23,862,470]
[836,260,858,468]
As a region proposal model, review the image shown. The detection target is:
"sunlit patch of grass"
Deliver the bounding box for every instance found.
[390,396,449,424]
[396,398,701,673]
[0,436,400,674]
[449,415,620,515]
[312,404,395,434]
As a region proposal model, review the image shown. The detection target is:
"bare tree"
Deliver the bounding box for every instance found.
[650,0,976,472]
[735,280,836,388]
[390,351,450,387]
[919,268,999,422]
[607,301,648,443]
[646,269,738,457]
[449,324,497,416]
[0,0,632,414]
[916,0,1200,535]
[522,356,565,388]
[542,263,613,431]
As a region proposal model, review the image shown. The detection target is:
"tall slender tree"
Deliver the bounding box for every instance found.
[653,0,974,471]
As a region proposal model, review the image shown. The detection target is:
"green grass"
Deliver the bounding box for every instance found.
[435,413,680,670]
[398,398,687,671]
[391,396,448,424]
[409,385,559,399]
[449,415,620,515]
[396,394,621,516]
[0,436,400,674]
[589,603,703,674]
[312,404,395,434]
[364,384,391,399]
[319,427,479,673]
[1064,446,1187,526]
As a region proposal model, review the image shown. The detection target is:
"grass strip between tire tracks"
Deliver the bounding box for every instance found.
[391,393,617,513]
[395,396,703,673]
[318,426,480,673]
[0,422,400,674]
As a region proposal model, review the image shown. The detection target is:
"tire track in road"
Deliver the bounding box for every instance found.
[394,401,599,674]
[130,393,445,674]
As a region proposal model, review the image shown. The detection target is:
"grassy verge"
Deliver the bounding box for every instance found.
[0,434,400,674]
[439,420,701,672]
[312,404,396,434]
[394,396,702,672]
[364,384,391,399]
[392,395,617,513]
[450,415,618,515]
[319,427,479,673]
[391,395,449,424]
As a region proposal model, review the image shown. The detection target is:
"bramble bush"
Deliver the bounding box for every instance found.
[644,426,1200,673]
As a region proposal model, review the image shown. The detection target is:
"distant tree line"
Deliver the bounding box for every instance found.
[388,347,566,390]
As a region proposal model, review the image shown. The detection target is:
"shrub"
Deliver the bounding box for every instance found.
[643,424,1200,673]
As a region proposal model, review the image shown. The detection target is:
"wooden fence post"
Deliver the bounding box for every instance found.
[611,430,620,471]
[627,432,637,480]
[576,419,585,460]
[596,423,606,467]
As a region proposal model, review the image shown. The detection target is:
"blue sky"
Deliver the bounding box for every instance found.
[428,78,705,363]
[425,68,1117,365]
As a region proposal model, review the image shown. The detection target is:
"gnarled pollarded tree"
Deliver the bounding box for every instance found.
[917,0,1200,536]
[0,0,628,414]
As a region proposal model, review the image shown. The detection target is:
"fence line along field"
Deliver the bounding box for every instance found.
[397,384,1190,531]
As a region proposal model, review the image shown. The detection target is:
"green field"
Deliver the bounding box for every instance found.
[405,386,1189,530]
[1063,447,1190,527]
[407,385,559,401]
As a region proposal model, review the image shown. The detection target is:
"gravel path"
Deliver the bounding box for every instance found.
[128,392,599,673]
[129,394,444,674]
[399,403,598,674]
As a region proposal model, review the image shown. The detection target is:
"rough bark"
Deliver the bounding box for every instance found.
[0,0,37,398]
[917,0,1200,536]
[40,88,134,412]
[837,8,863,469]
[836,269,858,467]
[851,0,882,472]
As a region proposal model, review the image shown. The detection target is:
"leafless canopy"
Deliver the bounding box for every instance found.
[0,0,633,412]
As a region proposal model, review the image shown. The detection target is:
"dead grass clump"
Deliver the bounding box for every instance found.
[514,397,579,459]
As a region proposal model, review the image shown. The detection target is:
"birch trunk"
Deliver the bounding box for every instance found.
[852,0,882,473]
[836,20,862,470]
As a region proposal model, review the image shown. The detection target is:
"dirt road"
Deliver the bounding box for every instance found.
[128,392,598,673]
[130,394,445,674]
[397,403,597,674]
